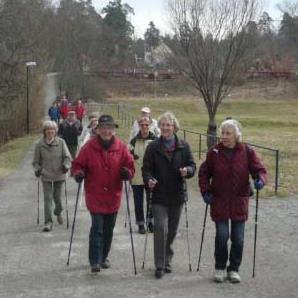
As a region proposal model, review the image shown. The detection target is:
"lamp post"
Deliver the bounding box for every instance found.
[25,61,37,134]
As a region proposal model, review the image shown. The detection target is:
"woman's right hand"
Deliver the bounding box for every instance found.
[148,178,157,189]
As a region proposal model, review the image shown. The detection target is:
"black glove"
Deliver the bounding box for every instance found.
[133,153,139,160]
[62,166,68,174]
[35,169,41,178]
[120,167,130,181]
[74,171,84,183]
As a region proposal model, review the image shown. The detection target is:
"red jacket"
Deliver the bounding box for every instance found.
[72,136,135,214]
[199,143,267,221]
[74,104,86,119]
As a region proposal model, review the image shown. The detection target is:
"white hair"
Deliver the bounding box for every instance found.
[158,111,180,132]
[42,120,58,135]
[220,119,242,142]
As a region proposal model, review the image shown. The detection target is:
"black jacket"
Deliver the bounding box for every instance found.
[58,120,82,146]
[142,135,196,206]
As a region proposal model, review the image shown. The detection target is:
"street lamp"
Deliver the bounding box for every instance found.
[25,61,37,134]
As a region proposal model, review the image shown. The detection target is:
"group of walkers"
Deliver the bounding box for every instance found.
[32,103,267,283]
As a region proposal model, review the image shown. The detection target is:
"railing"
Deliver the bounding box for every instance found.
[86,102,280,194]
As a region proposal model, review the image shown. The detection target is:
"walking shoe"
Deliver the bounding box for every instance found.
[164,263,172,274]
[148,223,154,233]
[100,258,111,269]
[213,269,225,283]
[155,268,163,279]
[57,214,63,225]
[91,264,101,273]
[228,271,241,283]
[43,223,52,232]
[138,225,146,234]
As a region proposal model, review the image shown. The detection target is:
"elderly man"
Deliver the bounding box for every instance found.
[128,106,160,142]
[72,115,135,273]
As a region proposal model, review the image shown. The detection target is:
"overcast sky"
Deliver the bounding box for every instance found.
[92,0,283,37]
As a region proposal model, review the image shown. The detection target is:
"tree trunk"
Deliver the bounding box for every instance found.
[207,116,217,149]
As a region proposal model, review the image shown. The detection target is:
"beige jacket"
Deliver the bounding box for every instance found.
[32,137,72,182]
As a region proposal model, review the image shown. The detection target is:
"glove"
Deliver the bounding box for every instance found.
[62,166,68,174]
[133,154,139,160]
[254,179,264,190]
[120,167,130,181]
[203,192,213,205]
[74,171,84,183]
[35,169,41,178]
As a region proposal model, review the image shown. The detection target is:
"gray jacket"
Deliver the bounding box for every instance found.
[32,137,72,182]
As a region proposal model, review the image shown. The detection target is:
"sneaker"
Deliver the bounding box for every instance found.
[57,214,63,225]
[100,258,110,269]
[164,263,172,274]
[213,269,225,283]
[91,264,101,273]
[138,225,146,234]
[228,271,241,283]
[155,268,163,279]
[43,223,52,232]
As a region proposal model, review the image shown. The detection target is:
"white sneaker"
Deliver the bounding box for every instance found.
[228,271,241,283]
[213,269,225,283]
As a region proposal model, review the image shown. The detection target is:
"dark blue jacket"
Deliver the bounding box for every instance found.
[48,106,60,121]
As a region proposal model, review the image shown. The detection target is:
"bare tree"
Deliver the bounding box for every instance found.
[167,0,260,147]
[277,1,298,17]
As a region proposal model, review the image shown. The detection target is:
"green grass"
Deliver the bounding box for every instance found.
[0,135,38,179]
[103,96,298,198]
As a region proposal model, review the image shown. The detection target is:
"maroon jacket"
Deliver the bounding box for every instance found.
[199,142,267,221]
[72,136,135,214]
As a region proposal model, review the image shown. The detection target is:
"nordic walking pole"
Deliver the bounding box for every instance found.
[67,182,82,266]
[124,184,132,228]
[37,178,40,225]
[197,203,208,271]
[65,181,69,229]
[252,189,259,278]
[142,190,153,269]
[124,180,137,275]
[183,179,192,272]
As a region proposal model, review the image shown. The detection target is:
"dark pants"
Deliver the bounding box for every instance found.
[152,204,183,269]
[132,185,153,226]
[214,220,245,272]
[89,212,117,266]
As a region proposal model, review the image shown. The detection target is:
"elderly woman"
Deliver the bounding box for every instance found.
[142,112,196,279]
[199,119,267,283]
[32,120,72,232]
[129,116,156,234]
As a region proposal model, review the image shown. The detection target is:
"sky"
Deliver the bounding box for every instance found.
[92,0,283,37]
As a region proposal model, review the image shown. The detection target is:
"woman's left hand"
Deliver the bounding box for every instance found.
[179,167,188,177]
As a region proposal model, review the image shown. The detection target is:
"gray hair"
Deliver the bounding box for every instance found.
[158,111,180,132]
[220,119,242,142]
[42,120,58,135]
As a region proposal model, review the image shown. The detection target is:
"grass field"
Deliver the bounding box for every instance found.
[95,94,298,198]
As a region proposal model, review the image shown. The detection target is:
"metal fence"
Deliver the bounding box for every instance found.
[86,102,280,194]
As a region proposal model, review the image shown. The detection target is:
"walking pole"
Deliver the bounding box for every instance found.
[37,178,40,225]
[183,180,192,272]
[66,182,82,266]
[142,190,152,269]
[197,203,208,271]
[124,184,132,228]
[65,181,69,229]
[124,180,137,275]
[252,189,259,278]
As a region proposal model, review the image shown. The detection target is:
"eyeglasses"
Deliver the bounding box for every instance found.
[140,124,149,127]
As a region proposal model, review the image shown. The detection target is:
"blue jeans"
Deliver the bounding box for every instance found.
[89,212,117,266]
[132,185,153,226]
[214,220,245,272]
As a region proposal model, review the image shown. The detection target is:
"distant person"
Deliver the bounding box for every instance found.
[72,114,135,273]
[32,120,72,232]
[74,99,86,124]
[199,119,267,283]
[48,101,60,123]
[129,116,156,234]
[142,112,196,279]
[78,113,99,150]
[58,111,83,158]
[59,95,69,120]
[129,107,160,142]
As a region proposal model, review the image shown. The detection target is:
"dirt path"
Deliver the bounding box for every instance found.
[0,146,297,298]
